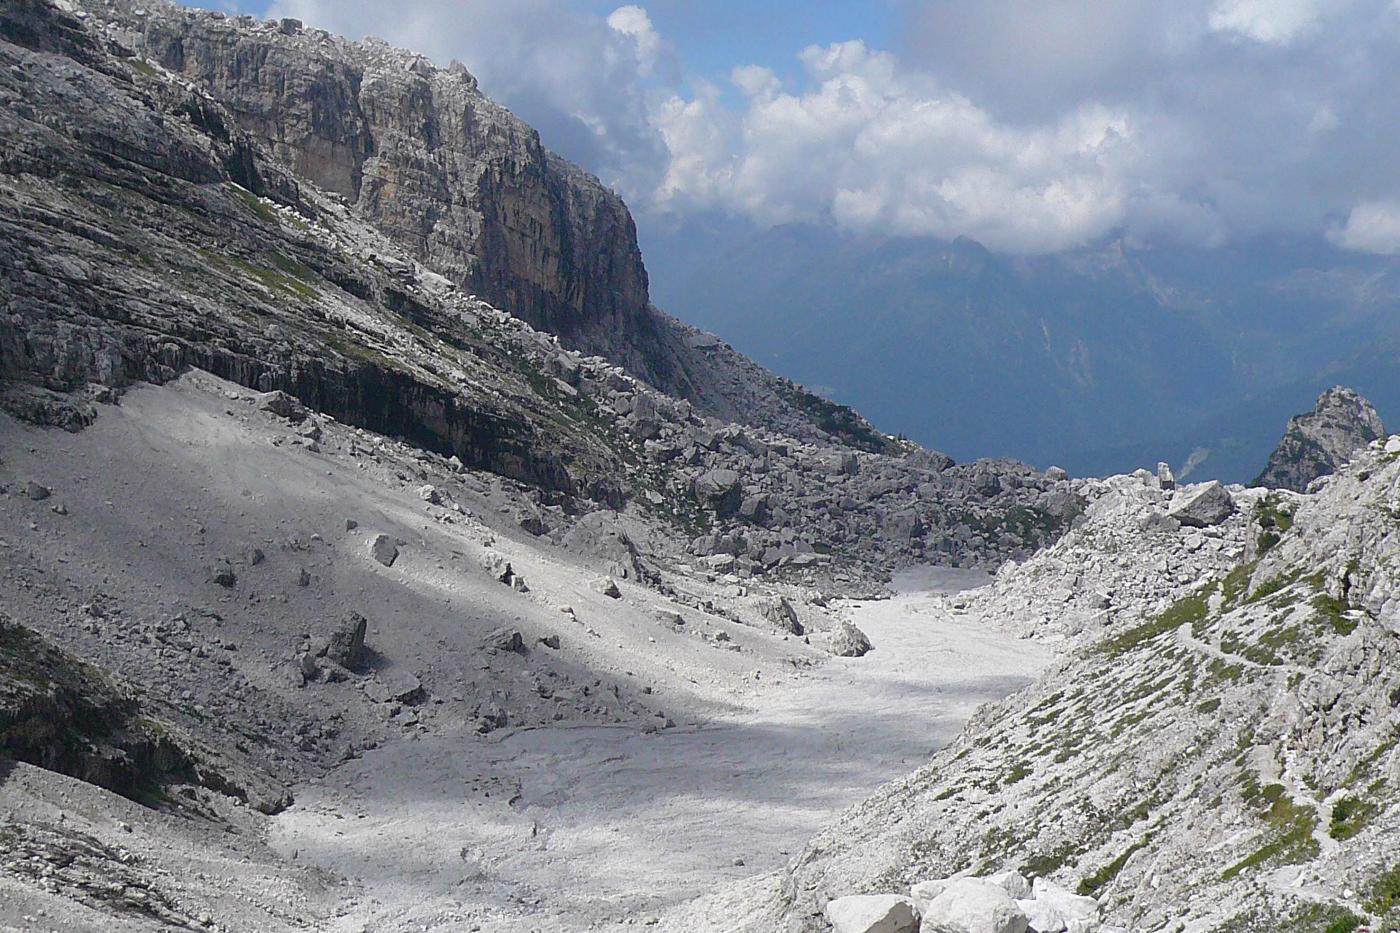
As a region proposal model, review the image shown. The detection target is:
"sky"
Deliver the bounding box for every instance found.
[189,0,1400,258]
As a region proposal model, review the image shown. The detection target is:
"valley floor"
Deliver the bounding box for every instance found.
[0,375,1051,932]
[272,568,1051,932]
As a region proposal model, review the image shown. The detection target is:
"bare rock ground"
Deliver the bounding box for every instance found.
[270,566,1050,932]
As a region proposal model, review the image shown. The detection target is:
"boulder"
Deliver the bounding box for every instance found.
[988,872,1031,900]
[365,670,422,704]
[595,576,622,599]
[910,879,952,913]
[652,608,686,629]
[823,450,861,475]
[517,510,550,536]
[694,468,743,516]
[1028,880,1097,924]
[825,894,920,933]
[829,620,873,658]
[370,533,400,567]
[1167,482,1235,528]
[23,481,51,501]
[487,627,524,653]
[1016,899,1066,933]
[757,594,804,635]
[322,612,368,670]
[560,512,653,582]
[921,878,1028,933]
[209,563,237,588]
[257,390,308,422]
[482,552,514,584]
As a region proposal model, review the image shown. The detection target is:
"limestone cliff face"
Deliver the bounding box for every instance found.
[1253,386,1385,492]
[108,3,662,382]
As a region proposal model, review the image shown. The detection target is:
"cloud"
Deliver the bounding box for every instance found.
[1329,201,1400,253]
[606,5,661,75]
[1208,0,1325,45]
[262,0,1400,256]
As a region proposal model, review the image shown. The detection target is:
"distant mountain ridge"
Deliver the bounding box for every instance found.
[652,222,1400,480]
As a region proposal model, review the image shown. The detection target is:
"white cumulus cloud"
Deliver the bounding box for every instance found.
[1329,200,1400,253]
[606,5,661,75]
[1209,0,1325,44]
[261,0,1400,256]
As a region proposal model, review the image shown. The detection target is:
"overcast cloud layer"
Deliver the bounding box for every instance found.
[267,0,1400,255]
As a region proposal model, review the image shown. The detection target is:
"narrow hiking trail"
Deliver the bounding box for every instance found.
[271,568,1054,932]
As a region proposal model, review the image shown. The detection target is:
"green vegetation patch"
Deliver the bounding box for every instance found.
[227,184,280,224]
[1367,864,1400,914]
[1328,795,1378,841]
[1222,784,1320,880]
[1077,833,1154,896]
[1312,594,1357,636]
[1253,494,1297,556]
[1097,587,1213,657]
[774,378,890,452]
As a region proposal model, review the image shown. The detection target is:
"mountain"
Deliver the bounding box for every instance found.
[1254,386,1385,491]
[652,223,1400,479]
[7,3,1400,932]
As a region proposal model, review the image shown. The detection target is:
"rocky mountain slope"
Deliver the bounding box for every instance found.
[78,0,884,437]
[685,433,1400,932]
[1253,386,1385,492]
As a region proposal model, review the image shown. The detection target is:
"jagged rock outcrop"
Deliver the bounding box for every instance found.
[109,3,657,374]
[0,614,288,812]
[75,0,903,450]
[1253,386,1384,491]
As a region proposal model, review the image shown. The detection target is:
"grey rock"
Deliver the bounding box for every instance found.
[694,468,743,516]
[1168,481,1235,528]
[366,671,422,704]
[829,621,873,657]
[486,628,524,653]
[257,390,308,423]
[825,895,919,933]
[321,612,368,670]
[369,534,400,567]
[23,481,51,501]
[756,594,804,635]
[922,878,1027,933]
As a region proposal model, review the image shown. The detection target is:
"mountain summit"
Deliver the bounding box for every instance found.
[1253,386,1385,492]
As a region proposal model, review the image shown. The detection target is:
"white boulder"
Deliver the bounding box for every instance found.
[825,894,920,933]
[1030,879,1098,924]
[910,878,951,913]
[988,871,1031,900]
[1016,899,1066,933]
[921,877,1028,933]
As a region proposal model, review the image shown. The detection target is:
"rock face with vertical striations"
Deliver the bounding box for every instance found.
[1253,386,1384,491]
[113,3,659,375]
